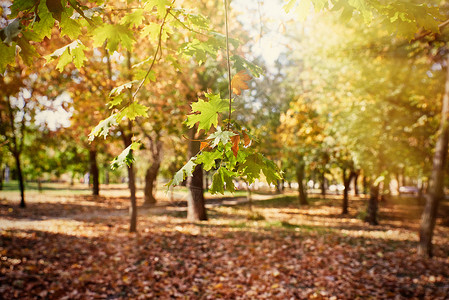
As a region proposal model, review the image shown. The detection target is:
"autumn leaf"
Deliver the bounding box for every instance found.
[231,70,251,95]
[242,129,251,147]
[231,135,240,157]
[200,141,209,151]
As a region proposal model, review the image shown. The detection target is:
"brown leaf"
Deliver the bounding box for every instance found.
[231,70,252,95]
[242,130,251,147]
[231,135,240,157]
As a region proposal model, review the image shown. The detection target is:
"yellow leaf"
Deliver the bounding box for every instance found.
[231,70,251,95]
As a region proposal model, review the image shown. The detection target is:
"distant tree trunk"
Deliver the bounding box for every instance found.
[104,166,109,185]
[143,161,160,206]
[0,167,3,191]
[187,128,207,221]
[89,149,99,196]
[365,184,379,225]
[353,170,360,196]
[37,178,42,192]
[122,125,138,233]
[342,169,355,215]
[320,171,326,197]
[418,56,449,258]
[362,175,368,195]
[296,159,308,205]
[13,152,25,208]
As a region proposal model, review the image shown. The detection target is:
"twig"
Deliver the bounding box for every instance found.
[168,11,208,36]
[132,0,176,100]
[224,0,232,131]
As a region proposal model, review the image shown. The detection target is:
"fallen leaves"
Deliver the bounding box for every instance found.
[0,193,448,299]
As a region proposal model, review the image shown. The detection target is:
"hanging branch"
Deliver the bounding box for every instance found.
[224,0,232,131]
[132,0,176,101]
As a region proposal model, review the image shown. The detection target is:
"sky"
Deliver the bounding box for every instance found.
[231,0,291,69]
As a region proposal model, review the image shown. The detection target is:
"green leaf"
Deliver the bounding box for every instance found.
[110,80,139,97]
[88,114,118,141]
[45,40,87,71]
[210,167,236,194]
[10,0,35,18]
[347,0,373,23]
[120,9,145,27]
[0,42,16,73]
[16,37,38,66]
[92,24,135,52]
[107,95,124,109]
[211,168,225,194]
[111,142,141,169]
[167,157,197,187]
[195,150,222,171]
[117,102,149,121]
[33,0,55,41]
[144,0,170,18]
[60,10,82,39]
[207,128,236,148]
[186,93,229,132]
[141,23,164,41]
[238,153,281,185]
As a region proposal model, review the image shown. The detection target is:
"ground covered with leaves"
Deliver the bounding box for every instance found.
[1,188,449,299]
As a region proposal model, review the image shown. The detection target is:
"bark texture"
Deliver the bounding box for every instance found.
[296,159,308,205]
[187,129,207,221]
[418,56,449,257]
[89,149,99,196]
[365,184,379,225]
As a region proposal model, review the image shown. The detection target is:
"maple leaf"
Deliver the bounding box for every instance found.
[242,129,251,147]
[116,102,149,121]
[0,43,16,73]
[211,167,236,194]
[111,142,141,169]
[89,114,118,141]
[231,135,240,157]
[33,0,55,41]
[144,0,170,18]
[231,70,251,95]
[186,93,228,132]
[92,24,134,52]
[195,150,222,171]
[207,128,236,148]
[167,158,197,187]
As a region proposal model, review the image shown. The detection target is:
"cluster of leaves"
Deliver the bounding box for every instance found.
[168,71,282,193]
[284,0,443,40]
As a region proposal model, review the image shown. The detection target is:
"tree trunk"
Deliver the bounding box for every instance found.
[365,184,379,225]
[418,56,449,258]
[187,129,207,221]
[342,169,354,215]
[320,171,326,197]
[144,161,160,206]
[296,159,308,205]
[14,152,25,208]
[37,178,42,193]
[127,162,137,232]
[89,149,99,196]
[0,167,3,191]
[362,175,368,195]
[353,170,359,196]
